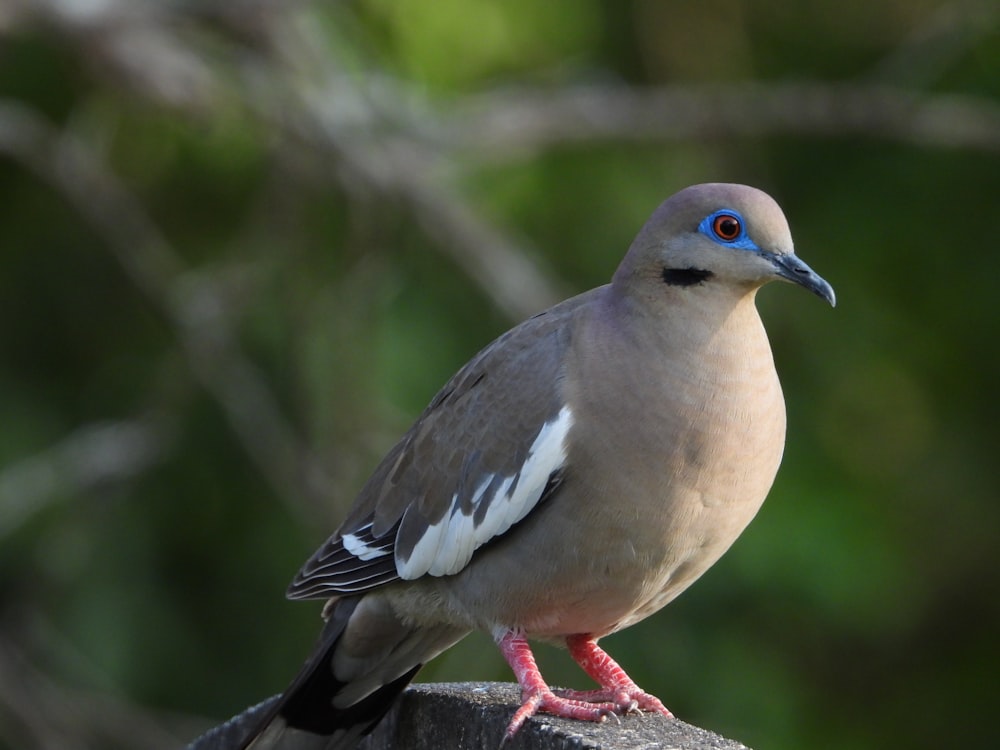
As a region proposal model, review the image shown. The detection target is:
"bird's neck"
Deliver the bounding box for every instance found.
[570,286,780,449]
[604,282,766,360]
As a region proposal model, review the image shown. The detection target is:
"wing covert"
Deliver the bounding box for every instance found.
[287,290,597,601]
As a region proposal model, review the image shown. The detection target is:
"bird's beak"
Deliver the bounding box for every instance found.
[767,252,836,307]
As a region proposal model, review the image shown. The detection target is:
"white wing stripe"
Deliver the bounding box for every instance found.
[397,405,574,579]
[430,501,475,577]
[343,522,394,561]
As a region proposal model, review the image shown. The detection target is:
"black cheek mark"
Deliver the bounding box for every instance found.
[662,267,714,287]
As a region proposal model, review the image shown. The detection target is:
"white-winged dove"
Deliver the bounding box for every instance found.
[240,183,835,750]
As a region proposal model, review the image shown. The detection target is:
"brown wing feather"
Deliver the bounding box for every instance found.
[286,288,600,601]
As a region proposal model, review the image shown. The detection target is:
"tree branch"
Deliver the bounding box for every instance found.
[445,83,1000,161]
[0,99,333,523]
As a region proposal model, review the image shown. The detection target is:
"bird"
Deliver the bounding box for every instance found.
[238,183,835,750]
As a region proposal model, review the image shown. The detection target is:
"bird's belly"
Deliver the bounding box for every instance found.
[523,407,783,636]
[412,469,774,640]
[514,486,765,638]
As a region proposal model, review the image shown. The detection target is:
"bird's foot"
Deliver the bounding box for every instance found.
[497,629,619,743]
[553,686,673,716]
[564,634,674,717]
[503,687,618,743]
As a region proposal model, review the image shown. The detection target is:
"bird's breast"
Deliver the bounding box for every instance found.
[534,300,787,635]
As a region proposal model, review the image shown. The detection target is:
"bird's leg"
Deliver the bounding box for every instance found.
[556,634,674,717]
[496,629,618,740]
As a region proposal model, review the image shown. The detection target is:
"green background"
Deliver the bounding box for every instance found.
[0,1,997,748]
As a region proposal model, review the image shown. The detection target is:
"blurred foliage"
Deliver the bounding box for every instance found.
[0,1,998,749]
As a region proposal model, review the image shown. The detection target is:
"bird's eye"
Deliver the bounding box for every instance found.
[712,214,742,242]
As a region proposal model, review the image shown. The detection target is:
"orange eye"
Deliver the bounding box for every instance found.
[712,214,742,241]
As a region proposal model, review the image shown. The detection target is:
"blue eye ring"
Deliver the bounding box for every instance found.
[698,209,758,250]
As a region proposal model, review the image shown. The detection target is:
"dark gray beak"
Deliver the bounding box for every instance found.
[767,252,836,307]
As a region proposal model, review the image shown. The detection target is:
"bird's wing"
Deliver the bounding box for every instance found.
[286,290,597,601]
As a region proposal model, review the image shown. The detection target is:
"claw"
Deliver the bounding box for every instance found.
[553,686,664,716]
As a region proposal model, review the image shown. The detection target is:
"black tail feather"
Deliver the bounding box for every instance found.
[228,597,424,749]
[280,657,421,737]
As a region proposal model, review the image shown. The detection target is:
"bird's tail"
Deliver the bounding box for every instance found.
[230,596,467,750]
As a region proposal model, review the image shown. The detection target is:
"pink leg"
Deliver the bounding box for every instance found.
[496,630,618,741]
[562,634,673,717]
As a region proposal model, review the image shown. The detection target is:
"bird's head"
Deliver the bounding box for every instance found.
[614,183,836,307]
